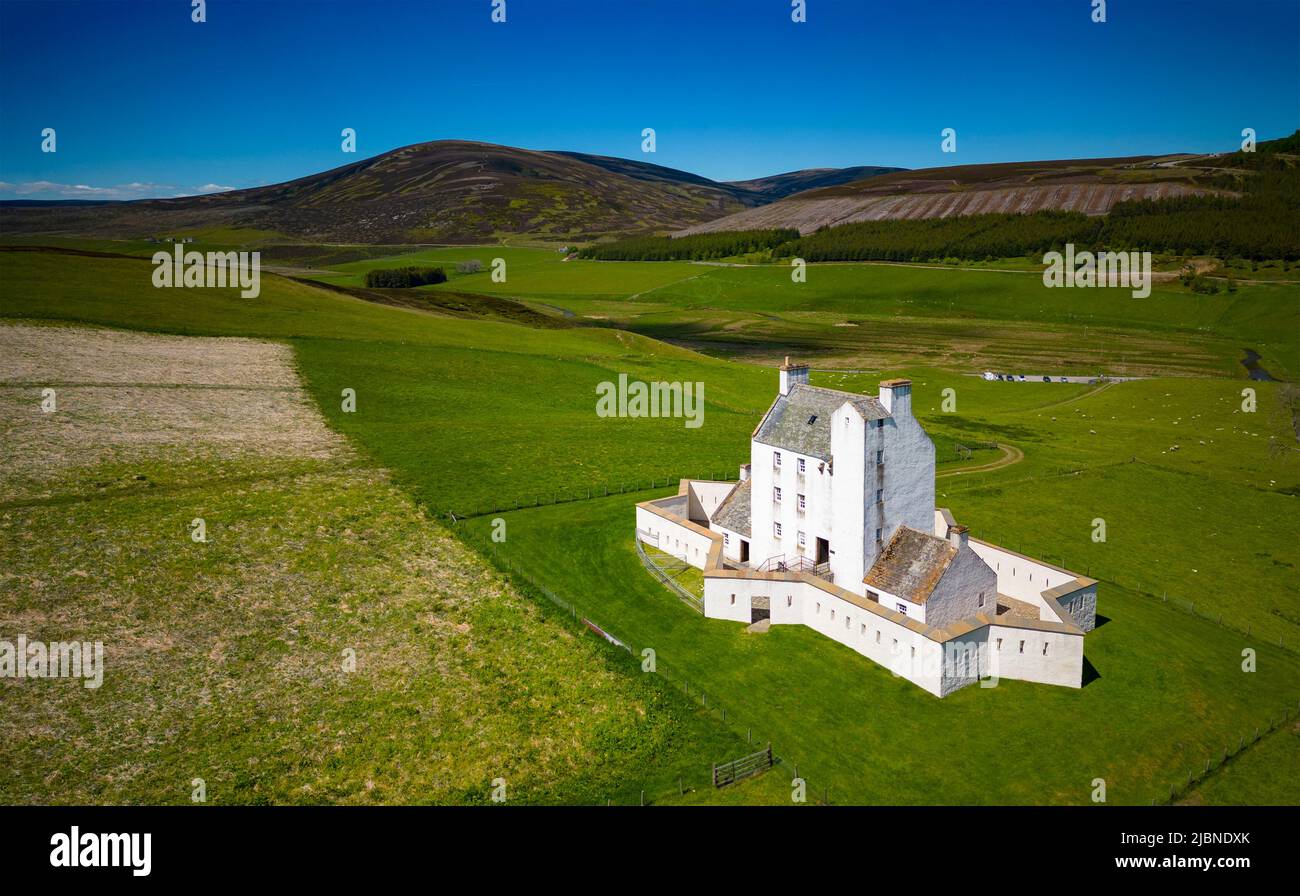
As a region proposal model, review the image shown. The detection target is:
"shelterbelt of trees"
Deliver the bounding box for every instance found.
[363,265,448,288]
[587,133,1299,264]
[579,228,798,261]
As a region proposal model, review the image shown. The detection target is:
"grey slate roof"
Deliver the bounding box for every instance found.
[752,384,889,460]
[863,525,957,605]
[710,478,751,538]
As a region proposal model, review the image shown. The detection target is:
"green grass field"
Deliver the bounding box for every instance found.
[1,242,1296,805]
[461,494,1300,804]
[436,251,1298,380]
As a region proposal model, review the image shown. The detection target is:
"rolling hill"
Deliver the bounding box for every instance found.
[0,140,901,244]
[676,153,1235,235]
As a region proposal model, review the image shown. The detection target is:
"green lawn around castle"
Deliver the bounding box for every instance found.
[2,243,1296,804]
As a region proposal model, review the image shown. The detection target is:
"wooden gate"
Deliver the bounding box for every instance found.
[712,744,773,787]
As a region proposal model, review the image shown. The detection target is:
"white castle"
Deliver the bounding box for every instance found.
[636,359,1096,697]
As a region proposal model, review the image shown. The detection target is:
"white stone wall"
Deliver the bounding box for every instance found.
[1056,582,1098,632]
[686,480,735,524]
[926,545,998,629]
[939,633,989,696]
[703,574,946,697]
[986,624,1084,688]
[751,442,834,571]
[749,442,780,568]
[710,523,747,564]
[635,506,714,570]
[968,540,1071,608]
[877,384,936,545]
[829,404,870,592]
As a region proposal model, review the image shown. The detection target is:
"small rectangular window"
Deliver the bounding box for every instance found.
[724,533,730,546]
[978,591,985,607]
[1019,640,1025,654]
[798,457,806,473]
[807,415,817,425]
[875,488,883,502]
[860,623,866,636]
[774,521,782,538]
[773,451,782,467]
[730,594,735,605]
[1042,643,1049,656]
[875,631,881,644]
[798,493,806,511]
[896,603,907,615]
[786,595,793,607]
[996,638,1002,651]
[876,449,883,464]
[875,528,883,542]
[798,530,806,547]
[773,486,782,502]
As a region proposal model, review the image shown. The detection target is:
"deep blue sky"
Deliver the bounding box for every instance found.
[1,0,1297,199]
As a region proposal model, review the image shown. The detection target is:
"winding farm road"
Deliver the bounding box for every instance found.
[936,443,1024,479]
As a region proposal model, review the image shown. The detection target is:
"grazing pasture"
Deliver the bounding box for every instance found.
[2,242,1296,805]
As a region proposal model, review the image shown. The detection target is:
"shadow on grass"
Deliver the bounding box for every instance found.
[1081,656,1102,687]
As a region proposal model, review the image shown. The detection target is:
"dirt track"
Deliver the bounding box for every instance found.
[936,443,1024,479]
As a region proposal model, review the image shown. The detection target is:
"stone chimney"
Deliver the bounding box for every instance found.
[739,463,751,482]
[779,357,810,396]
[947,524,969,550]
[878,378,912,417]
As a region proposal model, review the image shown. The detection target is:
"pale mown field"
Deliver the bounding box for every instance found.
[0,323,785,805]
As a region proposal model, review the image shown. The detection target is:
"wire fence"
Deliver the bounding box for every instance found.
[634,532,704,614]
[445,456,1298,805]
[1158,702,1300,806]
[969,523,1299,656]
[451,520,823,805]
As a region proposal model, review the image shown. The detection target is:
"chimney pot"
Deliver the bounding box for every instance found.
[947,524,969,549]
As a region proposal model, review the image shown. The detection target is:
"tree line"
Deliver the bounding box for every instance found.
[579,229,800,261]
[364,266,448,288]
[775,135,1299,262]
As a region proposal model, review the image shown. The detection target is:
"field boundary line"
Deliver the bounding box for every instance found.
[0,460,374,512]
[1162,702,1300,806]
[449,520,831,805]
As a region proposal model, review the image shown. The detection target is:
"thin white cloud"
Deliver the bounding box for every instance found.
[0,180,238,200]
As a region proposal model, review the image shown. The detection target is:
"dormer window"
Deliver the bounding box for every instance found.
[807,415,817,425]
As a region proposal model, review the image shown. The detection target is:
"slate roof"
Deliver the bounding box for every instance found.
[710,478,751,538]
[863,525,958,605]
[752,384,889,460]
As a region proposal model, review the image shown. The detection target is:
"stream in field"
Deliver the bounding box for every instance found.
[1241,349,1277,382]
